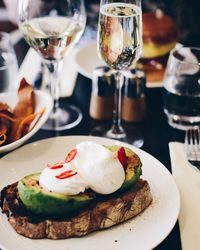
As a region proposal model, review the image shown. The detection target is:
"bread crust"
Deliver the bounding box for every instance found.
[1,179,152,239]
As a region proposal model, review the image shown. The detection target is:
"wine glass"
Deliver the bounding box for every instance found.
[97,0,143,146]
[18,0,86,131]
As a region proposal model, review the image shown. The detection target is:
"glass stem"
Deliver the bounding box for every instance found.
[45,60,61,115]
[108,71,126,139]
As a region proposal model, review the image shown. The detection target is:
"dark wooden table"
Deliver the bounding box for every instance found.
[1,35,185,250]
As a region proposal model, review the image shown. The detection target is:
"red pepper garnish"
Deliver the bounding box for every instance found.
[65,148,77,163]
[117,147,127,168]
[55,170,77,179]
[47,162,64,169]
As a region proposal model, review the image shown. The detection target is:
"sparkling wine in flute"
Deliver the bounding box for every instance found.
[98,3,142,70]
[20,16,84,61]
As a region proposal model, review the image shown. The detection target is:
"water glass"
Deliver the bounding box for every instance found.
[163,46,200,130]
[0,32,18,92]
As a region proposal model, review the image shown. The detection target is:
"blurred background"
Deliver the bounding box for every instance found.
[86,0,200,46]
[0,0,200,46]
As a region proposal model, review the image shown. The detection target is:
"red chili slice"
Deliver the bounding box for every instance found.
[65,148,77,163]
[55,170,77,179]
[47,162,64,169]
[117,147,127,168]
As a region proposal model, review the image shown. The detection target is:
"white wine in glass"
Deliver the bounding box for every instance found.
[97,0,143,146]
[20,17,84,61]
[99,2,141,70]
[18,0,86,131]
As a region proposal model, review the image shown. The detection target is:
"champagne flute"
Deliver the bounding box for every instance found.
[97,0,143,146]
[18,0,86,131]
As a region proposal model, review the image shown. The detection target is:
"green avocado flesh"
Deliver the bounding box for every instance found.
[18,146,142,216]
[18,173,94,216]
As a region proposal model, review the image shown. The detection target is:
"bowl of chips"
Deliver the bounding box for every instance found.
[0,78,53,153]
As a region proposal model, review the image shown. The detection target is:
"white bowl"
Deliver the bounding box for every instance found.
[0,90,53,153]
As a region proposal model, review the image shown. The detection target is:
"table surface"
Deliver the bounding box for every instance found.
[0,33,185,250]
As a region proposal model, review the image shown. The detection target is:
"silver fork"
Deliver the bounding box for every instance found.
[185,128,200,170]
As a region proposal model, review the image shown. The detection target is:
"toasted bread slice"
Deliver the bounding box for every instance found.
[1,179,152,239]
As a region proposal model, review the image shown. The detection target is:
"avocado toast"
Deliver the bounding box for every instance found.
[0,143,152,239]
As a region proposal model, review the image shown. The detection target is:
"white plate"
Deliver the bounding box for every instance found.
[73,41,162,88]
[0,136,180,250]
[0,91,53,153]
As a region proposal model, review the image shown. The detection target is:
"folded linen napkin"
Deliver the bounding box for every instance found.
[18,48,78,98]
[169,142,200,250]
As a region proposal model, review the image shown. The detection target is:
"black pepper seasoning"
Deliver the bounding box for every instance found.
[89,66,115,120]
[122,69,146,122]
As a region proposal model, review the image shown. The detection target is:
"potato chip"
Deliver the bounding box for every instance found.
[9,109,45,143]
[13,78,35,118]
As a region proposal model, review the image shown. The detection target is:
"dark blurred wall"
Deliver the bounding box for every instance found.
[142,0,200,46]
[86,0,200,46]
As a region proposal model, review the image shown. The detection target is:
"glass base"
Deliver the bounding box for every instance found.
[164,109,200,130]
[42,105,82,131]
[91,124,144,148]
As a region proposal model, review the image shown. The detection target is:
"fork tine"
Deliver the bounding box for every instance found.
[185,128,200,170]
[185,130,189,156]
[193,129,198,161]
[194,128,200,160]
[193,129,197,144]
[185,129,189,145]
[185,129,193,158]
[195,129,199,144]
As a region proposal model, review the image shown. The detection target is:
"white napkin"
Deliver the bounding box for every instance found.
[18,48,78,97]
[169,142,200,250]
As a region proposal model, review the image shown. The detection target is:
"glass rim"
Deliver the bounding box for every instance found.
[171,46,200,67]
[0,31,11,40]
[123,68,145,78]
[0,32,13,70]
[0,64,8,70]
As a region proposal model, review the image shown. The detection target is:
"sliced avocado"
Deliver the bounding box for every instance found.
[18,173,95,216]
[18,145,142,216]
[105,145,142,190]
